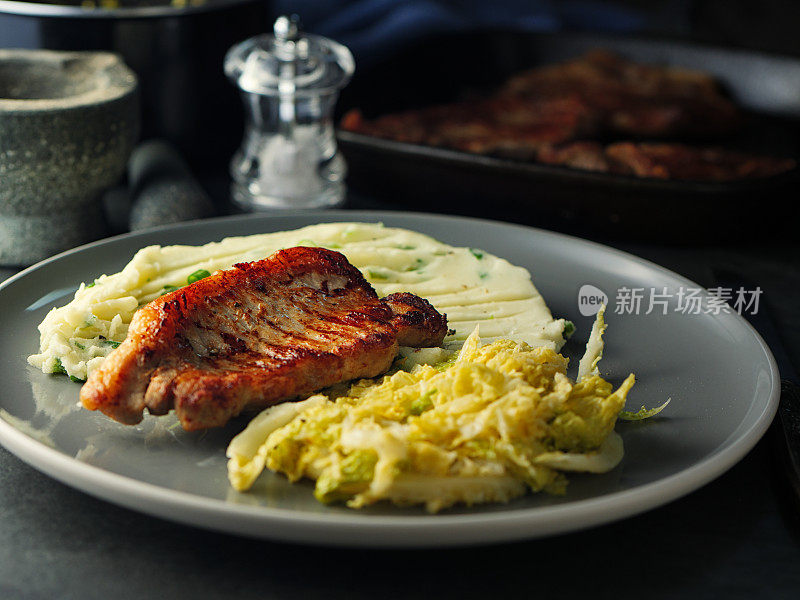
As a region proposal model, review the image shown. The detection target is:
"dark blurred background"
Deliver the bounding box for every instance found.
[4,0,797,240]
[5,0,796,172]
[274,0,800,68]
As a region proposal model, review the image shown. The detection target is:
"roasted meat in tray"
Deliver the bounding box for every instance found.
[535,141,796,181]
[336,31,800,239]
[499,49,740,138]
[342,94,598,158]
[341,49,794,182]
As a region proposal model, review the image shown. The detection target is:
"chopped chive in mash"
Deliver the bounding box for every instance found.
[85,282,96,288]
[101,339,121,349]
[405,258,426,272]
[396,244,416,250]
[367,269,389,280]
[187,269,211,284]
[69,375,86,384]
[74,341,86,350]
[563,320,575,338]
[160,285,180,297]
[479,272,489,279]
[470,248,485,260]
[52,358,67,375]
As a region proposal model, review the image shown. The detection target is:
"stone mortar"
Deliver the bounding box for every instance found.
[0,49,139,266]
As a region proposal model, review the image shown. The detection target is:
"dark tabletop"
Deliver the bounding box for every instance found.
[1,190,799,600]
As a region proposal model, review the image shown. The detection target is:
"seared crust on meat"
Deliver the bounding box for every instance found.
[80,247,448,431]
[383,292,448,347]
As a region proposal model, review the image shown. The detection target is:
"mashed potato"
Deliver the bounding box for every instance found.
[28,223,567,381]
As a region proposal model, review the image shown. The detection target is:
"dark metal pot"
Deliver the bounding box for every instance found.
[0,0,270,167]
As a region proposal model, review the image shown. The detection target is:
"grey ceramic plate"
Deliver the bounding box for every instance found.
[0,212,780,547]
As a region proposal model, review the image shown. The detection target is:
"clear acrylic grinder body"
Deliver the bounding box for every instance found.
[225,17,354,210]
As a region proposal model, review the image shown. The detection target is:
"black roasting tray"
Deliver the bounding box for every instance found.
[336,31,800,241]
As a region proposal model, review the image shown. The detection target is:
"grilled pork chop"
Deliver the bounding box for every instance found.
[80,247,448,431]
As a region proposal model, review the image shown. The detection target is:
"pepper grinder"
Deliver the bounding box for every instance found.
[224,15,355,210]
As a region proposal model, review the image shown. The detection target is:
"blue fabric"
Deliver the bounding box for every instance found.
[273,0,647,68]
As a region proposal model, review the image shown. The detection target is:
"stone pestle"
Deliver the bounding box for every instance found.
[128,140,216,231]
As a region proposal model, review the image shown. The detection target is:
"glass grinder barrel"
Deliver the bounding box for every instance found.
[224,15,355,210]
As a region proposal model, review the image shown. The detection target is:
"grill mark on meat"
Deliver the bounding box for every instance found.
[80,246,448,431]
